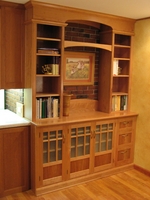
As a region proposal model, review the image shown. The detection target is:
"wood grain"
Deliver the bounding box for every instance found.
[2,169,150,200]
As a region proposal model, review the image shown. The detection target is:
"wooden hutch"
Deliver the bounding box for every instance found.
[24,1,137,196]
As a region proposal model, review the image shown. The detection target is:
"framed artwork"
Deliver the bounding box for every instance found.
[63,52,95,85]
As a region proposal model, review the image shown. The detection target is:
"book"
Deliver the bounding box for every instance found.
[120,95,128,110]
[36,98,40,119]
[47,97,52,118]
[42,99,48,118]
[113,59,119,75]
[112,95,121,111]
[53,98,58,118]
[112,96,115,111]
[38,48,59,54]
[115,95,120,111]
[39,98,42,118]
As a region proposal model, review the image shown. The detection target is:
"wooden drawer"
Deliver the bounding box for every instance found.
[118,132,132,145]
[118,118,133,130]
[116,146,133,166]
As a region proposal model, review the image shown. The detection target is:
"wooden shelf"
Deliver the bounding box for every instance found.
[112,92,128,96]
[37,37,61,42]
[113,75,129,78]
[114,44,131,48]
[64,41,112,51]
[36,74,60,77]
[36,93,59,97]
[36,53,61,56]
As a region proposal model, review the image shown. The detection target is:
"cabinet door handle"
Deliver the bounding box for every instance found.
[123,121,130,126]
[122,133,129,137]
[122,134,126,137]
[93,131,96,139]
[121,150,127,154]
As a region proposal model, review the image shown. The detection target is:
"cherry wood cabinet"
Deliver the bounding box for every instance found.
[115,117,136,166]
[31,116,137,196]
[0,126,30,197]
[24,1,137,196]
[0,2,25,89]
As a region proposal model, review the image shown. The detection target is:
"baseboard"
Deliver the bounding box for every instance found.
[134,164,150,176]
[35,164,134,196]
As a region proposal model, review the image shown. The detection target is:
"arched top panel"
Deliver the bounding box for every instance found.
[25,1,135,34]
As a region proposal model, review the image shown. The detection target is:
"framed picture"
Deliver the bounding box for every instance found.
[63,52,95,85]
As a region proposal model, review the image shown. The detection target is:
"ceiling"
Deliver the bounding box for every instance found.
[3,0,150,20]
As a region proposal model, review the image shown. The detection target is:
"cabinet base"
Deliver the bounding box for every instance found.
[34,164,134,196]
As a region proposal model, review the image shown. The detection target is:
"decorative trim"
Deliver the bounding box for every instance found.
[134,164,150,176]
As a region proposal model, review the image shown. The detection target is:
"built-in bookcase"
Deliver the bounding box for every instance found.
[112,33,131,112]
[34,23,64,121]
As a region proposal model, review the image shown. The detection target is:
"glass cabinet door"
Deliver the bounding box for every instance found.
[95,123,113,152]
[70,123,92,176]
[94,121,114,171]
[43,130,63,164]
[71,126,91,158]
[42,127,64,182]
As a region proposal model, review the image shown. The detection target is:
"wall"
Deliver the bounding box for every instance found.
[5,89,24,113]
[64,23,100,100]
[131,18,150,170]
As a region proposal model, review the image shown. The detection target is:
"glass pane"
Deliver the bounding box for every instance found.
[50,131,56,139]
[85,145,90,155]
[43,142,48,163]
[50,141,56,150]
[43,142,48,152]
[71,148,76,157]
[108,141,112,150]
[50,151,56,162]
[109,123,113,130]
[86,126,91,134]
[95,134,100,143]
[58,150,62,160]
[71,128,76,136]
[58,140,62,149]
[95,143,99,152]
[78,127,84,135]
[77,146,84,156]
[101,142,107,151]
[102,133,107,141]
[102,124,108,131]
[96,125,100,132]
[43,132,48,140]
[78,136,84,145]
[58,130,62,138]
[71,138,76,147]
[86,135,90,145]
[108,132,112,140]
[43,152,48,163]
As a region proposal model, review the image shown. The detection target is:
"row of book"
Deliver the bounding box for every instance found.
[112,95,127,111]
[36,97,59,119]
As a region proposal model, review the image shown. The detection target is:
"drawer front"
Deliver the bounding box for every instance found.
[116,146,133,166]
[118,148,131,161]
[119,118,133,129]
[118,132,132,145]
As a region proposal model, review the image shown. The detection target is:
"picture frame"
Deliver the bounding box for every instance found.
[63,51,95,85]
